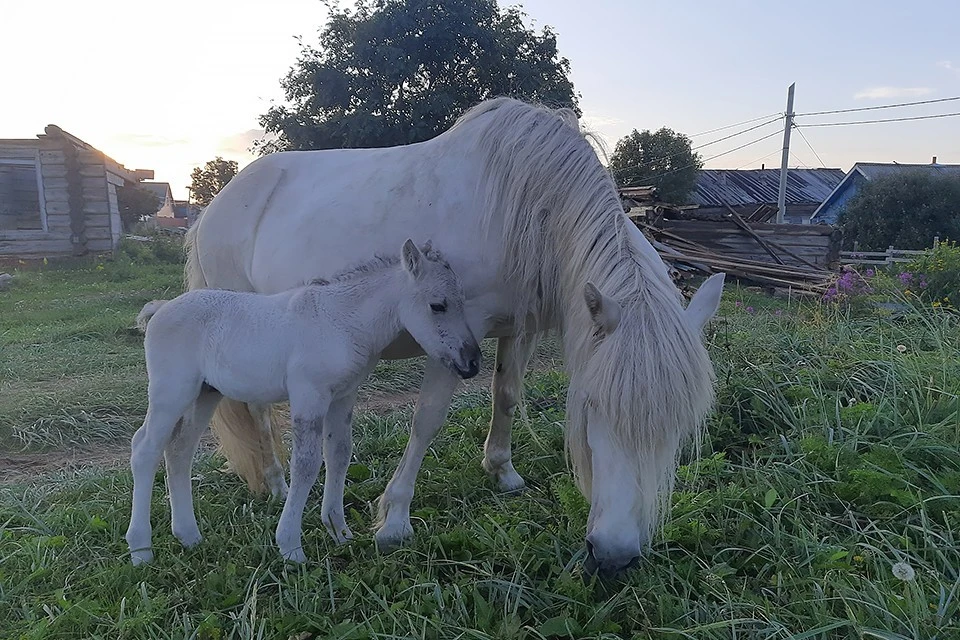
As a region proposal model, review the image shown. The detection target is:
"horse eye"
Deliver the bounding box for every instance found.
[430,301,447,314]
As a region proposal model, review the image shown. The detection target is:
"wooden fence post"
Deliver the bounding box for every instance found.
[934,235,940,248]
[886,246,894,266]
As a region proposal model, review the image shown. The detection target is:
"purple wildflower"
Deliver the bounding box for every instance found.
[866,268,875,278]
[774,309,783,316]
[735,301,742,307]
[746,306,755,314]
[898,272,913,285]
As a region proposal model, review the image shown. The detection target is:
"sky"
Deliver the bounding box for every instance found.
[2,0,958,199]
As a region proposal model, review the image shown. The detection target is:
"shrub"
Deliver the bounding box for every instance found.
[902,239,960,308]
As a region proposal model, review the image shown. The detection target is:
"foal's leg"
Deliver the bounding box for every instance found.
[250,402,289,499]
[275,389,331,563]
[319,391,359,544]
[165,390,222,549]
[376,358,460,549]
[126,394,197,565]
[482,334,537,492]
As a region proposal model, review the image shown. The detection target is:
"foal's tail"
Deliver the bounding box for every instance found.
[136,300,168,333]
[183,211,287,493]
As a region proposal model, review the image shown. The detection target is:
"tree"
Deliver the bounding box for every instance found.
[189,157,239,207]
[607,128,701,204]
[255,0,579,153]
[116,185,159,232]
[838,172,960,250]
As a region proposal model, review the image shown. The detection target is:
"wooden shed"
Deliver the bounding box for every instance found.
[0,125,152,259]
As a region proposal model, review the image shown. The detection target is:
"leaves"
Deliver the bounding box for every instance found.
[256,0,579,153]
[608,128,701,203]
[190,157,238,207]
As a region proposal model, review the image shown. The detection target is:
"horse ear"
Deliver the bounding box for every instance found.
[401,238,423,279]
[584,282,621,336]
[421,239,433,254]
[686,272,725,332]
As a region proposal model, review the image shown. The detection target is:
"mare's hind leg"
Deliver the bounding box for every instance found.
[376,358,460,549]
[250,402,289,500]
[165,389,222,549]
[482,334,537,492]
[126,394,197,565]
[320,391,359,544]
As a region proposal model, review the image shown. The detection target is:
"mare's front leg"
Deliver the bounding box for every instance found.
[319,390,359,544]
[376,358,460,549]
[482,334,537,492]
[275,388,330,563]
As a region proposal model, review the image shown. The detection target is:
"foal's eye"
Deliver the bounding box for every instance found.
[430,301,447,314]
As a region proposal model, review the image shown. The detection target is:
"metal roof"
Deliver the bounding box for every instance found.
[812,162,960,220]
[853,162,960,180]
[688,168,845,207]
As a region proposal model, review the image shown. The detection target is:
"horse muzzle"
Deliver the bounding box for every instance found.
[583,537,641,578]
[453,342,481,379]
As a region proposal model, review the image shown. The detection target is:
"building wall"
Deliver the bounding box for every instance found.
[0,132,121,258]
[813,174,865,225]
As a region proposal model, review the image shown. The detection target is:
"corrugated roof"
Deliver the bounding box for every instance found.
[688,168,845,207]
[853,162,960,180]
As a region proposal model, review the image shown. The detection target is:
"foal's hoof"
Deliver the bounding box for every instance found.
[280,546,307,564]
[130,548,154,566]
[175,528,202,549]
[374,522,414,552]
[325,524,354,546]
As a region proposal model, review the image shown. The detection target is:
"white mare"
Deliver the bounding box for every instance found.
[186,97,725,575]
[125,240,481,565]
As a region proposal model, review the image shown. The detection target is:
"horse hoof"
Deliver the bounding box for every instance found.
[130,548,154,566]
[374,523,413,551]
[497,470,526,493]
[174,528,202,549]
[326,524,354,545]
[281,547,307,564]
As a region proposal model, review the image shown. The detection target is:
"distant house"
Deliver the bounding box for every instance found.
[140,182,176,218]
[687,168,846,225]
[811,161,960,225]
[0,125,154,259]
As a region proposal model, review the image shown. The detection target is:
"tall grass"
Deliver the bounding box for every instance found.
[0,255,958,638]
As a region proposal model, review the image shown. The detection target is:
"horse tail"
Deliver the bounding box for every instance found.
[183,206,286,493]
[135,300,168,333]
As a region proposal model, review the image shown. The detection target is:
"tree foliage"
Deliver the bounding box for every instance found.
[116,185,159,232]
[607,128,701,203]
[256,0,579,153]
[189,157,239,207]
[838,172,960,250]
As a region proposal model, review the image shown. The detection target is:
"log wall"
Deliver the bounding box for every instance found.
[658,219,842,269]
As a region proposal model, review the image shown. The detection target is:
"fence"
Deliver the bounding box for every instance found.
[840,237,940,266]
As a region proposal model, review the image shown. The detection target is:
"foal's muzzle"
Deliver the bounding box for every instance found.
[454,342,481,379]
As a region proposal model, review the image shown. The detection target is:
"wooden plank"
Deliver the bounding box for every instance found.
[79,164,106,178]
[82,202,110,214]
[40,163,68,179]
[39,150,66,163]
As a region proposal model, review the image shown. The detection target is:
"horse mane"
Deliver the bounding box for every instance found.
[303,244,450,287]
[452,97,717,533]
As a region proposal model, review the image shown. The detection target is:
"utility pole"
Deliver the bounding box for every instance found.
[776,83,796,224]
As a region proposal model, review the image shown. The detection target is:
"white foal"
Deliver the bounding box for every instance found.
[125,240,481,565]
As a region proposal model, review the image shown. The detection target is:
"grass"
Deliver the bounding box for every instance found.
[1,243,959,638]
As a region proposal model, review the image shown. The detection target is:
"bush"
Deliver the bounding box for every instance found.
[117,233,184,266]
[902,239,960,308]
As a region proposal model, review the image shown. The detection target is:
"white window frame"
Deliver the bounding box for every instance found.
[0,151,48,232]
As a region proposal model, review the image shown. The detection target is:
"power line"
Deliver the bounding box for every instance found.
[795,95,960,117]
[692,117,783,152]
[626,116,783,173]
[645,129,783,182]
[690,112,782,137]
[799,110,960,127]
[735,148,781,170]
[792,124,827,168]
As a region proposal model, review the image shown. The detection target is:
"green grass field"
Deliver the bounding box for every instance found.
[1,241,958,639]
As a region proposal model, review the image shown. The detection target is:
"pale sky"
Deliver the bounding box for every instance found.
[2,0,958,199]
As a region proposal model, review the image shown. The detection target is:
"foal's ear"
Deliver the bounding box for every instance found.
[584,282,621,336]
[401,238,423,279]
[686,272,725,332]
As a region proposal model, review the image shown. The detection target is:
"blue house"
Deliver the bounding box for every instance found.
[811,161,960,225]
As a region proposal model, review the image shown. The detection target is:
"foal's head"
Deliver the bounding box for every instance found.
[398,239,481,379]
